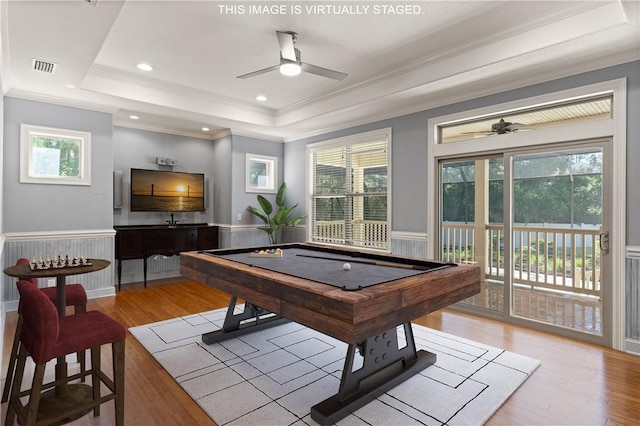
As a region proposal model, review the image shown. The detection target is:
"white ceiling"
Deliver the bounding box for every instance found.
[1,0,638,142]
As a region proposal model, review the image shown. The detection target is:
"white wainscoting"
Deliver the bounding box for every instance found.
[219,227,429,259]
[119,225,305,286]
[218,225,271,249]
[218,225,308,249]
[2,229,116,311]
[626,246,640,355]
[117,255,183,286]
[391,231,428,259]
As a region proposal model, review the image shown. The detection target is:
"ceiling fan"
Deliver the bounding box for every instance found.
[490,118,525,134]
[462,118,532,137]
[237,31,347,81]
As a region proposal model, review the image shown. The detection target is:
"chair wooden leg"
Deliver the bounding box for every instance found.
[4,342,28,426]
[75,305,87,382]
[113,340,125,426]
[91,345,101,417]
[24,363,46,426]
[1,314,23,403]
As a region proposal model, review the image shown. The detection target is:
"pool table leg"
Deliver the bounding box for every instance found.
[311,322,437,426]
[201,296,290,345]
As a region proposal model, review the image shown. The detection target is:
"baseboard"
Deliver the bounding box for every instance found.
[88,286,116,299]
[116,270,182,287]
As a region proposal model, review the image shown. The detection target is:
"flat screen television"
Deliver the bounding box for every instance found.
[130,168,205,212]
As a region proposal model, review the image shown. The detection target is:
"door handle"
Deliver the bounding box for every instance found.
[599,231,609,254]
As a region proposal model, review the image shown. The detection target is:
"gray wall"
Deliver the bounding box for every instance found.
[286,60,640,346]
[111,127,228,284]
[112,126,219,226]
[626,64,640,246]
[0,76,4,238]
[284,112,454,233]
[210,134,232,225]
[3,97,113,232]
[2,97,116,307]
[0,73,4,353]
[0,61,637,347]
[109,129,287,281]
[231,134,284,226]
[287,61,640,238]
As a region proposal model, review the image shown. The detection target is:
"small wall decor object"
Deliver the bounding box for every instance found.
[156,157,178,166]
[246,153,277,193]
[113,170,124,208]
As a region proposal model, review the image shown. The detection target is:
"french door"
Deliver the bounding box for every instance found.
[439,140,611,345]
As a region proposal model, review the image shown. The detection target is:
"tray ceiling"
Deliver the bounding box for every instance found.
[1,0,638,141]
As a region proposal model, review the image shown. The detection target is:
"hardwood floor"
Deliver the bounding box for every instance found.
[2,277,639,425]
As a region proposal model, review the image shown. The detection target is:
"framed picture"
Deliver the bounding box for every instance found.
[20,123,91,185]
[246,154,277,193]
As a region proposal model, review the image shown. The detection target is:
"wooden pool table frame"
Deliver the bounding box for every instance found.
[181,243,480,425]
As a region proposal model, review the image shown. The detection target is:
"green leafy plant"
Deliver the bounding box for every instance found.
[246,182,306,244]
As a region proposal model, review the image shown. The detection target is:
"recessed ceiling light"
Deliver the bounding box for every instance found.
[65,83,75,89]
[202,127,210,132]
[136,63,153,71]
[256,95,267,102]
[129,115,139,120]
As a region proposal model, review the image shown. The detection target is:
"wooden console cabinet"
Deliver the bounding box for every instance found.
[114,224,219,289]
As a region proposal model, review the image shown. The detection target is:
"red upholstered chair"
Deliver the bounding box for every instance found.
[1,259,88,403]
[5,280,125,426]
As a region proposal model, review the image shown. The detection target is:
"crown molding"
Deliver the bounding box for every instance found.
[112,119,231,141]
[5,89,119,114]
[281,51,639,143]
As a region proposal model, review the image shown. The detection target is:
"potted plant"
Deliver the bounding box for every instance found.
[246,182,306,244]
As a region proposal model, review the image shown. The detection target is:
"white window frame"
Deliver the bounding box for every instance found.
[245,153,278,193]
[20,124,91,186]
[427,79,627,351]
[306,127,392,251]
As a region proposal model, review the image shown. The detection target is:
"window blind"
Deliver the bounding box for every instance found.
[310,134,389,249]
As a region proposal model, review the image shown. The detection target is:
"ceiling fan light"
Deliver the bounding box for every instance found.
[280,61,301,76]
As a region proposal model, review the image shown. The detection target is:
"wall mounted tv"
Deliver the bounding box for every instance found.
[130,168,205,212]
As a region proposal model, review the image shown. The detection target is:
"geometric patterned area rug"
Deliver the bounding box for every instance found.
[129,307,540,426]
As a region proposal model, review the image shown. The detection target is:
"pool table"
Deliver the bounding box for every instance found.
[180,243,480,425]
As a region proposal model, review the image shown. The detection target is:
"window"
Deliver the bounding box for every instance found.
[309,128,391,250]
[20,124,91,185]
[438,95,612,143]
[245,154,277,193]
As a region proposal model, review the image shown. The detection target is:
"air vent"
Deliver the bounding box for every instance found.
[32,58,57,74]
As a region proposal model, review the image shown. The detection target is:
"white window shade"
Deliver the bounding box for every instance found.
[310,129,390,249]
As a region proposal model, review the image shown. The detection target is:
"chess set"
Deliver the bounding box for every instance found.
[29,253,92,271]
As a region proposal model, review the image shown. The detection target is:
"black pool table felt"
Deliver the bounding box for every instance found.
[208,247,452,291]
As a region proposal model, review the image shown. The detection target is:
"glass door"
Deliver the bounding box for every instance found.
[439,141,611,344]
[440,156,504,314]
[506,145,607,339]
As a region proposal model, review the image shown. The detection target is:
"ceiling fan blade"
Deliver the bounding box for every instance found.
[505,123,536,131]
[237,64,279,79]
[276,31,297,61]
[301,62,347,81]
[461,131,493,136]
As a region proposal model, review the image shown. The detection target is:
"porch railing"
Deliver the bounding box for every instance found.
[313,220,387,249]
[314,220,601,298]
[442,223,601,297]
